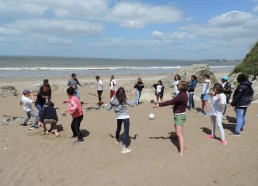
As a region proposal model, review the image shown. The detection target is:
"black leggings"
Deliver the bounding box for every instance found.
[71,115,83,140]
[97,90,103,101]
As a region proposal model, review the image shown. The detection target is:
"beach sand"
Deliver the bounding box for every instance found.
[0,73,258,186]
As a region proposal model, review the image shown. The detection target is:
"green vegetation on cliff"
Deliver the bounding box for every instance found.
[233,40,258,76]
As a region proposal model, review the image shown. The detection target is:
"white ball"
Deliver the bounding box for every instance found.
[149,113,155,120]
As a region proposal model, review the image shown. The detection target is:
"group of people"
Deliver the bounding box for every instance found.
[20,72,254,155]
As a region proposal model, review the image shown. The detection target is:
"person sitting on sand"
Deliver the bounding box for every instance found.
[153,81,188,156]
[63,87,84,143]
[20,90,38,130]
[104,87,135,154]
[38,102,60,137]
[208,83,227,145]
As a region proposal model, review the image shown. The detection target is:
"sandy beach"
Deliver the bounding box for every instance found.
[0,73,258,186]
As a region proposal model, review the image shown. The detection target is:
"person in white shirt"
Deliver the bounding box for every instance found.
[110,75,117,99]
[200,74,211,115]
[172,74,181,96]
[155,80,164,105]
[208,83,227,145]
[20,90,38,129]
[96,76,103,102]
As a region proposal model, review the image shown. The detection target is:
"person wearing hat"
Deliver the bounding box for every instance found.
[67,73,82,100]
[20,90,38,129]
[221,75,232,119]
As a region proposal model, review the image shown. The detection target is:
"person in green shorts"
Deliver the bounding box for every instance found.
[154,81,188,156]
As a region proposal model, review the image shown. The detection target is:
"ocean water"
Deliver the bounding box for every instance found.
[0,56,236,78]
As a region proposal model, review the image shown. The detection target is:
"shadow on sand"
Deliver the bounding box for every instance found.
[149,132,180,153]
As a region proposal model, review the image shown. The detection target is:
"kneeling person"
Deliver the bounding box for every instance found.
[38,102,60,137]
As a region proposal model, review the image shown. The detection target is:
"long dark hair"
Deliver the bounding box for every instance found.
[213,83,223,94]
[116,87,126,105]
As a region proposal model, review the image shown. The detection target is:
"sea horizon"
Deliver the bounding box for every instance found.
[0,56,237,79]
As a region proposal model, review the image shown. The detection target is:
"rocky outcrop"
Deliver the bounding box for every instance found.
[162,64,217,85]
[0,86,17,97]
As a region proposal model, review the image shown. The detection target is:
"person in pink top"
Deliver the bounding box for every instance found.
[63,87,84,143]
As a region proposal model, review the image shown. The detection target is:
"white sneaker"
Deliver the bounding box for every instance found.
[121,147,132,154]
[114,140,119,144]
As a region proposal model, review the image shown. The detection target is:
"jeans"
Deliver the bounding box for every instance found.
[71,115,83,140]
[23,110,38,127]
[97,90,103,102]
[135,90,141,106]
[116,118,130,146]
[75,89,80,100]
[235,107,247,133]
[35,103,44,120]
[188,93,195,109]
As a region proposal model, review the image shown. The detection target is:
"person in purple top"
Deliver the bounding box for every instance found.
[154,81,188,156]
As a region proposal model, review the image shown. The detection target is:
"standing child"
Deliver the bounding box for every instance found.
[172,74,181,96]
[35,84,51,121]
[200,74,211,115]
[67,73,82,100]
[134,77,144,106]
[109,75,117,99]
[63,87,84,143]
[154,80,164,106]
[208,83,227,145]
[221,75,232,119]
[187,75,198,110]
[153,81,188,156]
[96,76,103,102]
[21,90,38,130]
[105,87,135,153]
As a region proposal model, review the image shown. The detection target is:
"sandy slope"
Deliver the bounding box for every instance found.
[0,74,258,186]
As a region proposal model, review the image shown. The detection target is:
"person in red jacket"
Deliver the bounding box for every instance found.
[63,87,84,143]
[153,81,188,156]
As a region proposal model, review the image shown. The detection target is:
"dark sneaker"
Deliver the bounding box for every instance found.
[240,128,244,132]
[29,126,37,130]
[230,132,240,136]
[75,139,84,144]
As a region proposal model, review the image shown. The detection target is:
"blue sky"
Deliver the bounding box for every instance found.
[0,0,258,59]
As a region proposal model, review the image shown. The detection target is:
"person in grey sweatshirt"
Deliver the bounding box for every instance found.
[105,87,135,154]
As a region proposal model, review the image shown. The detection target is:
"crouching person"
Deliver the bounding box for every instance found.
[38,102,60,137]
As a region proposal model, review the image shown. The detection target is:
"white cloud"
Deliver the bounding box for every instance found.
[209,11,254,26]
[108,2,183,29]
[151,31,194,43]
[181,11,258,39]
[253,5,258,12]
[0,0,109,19]
[31,35,72,45]
[8,19,104,35]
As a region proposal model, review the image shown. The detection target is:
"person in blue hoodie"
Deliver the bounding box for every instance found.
[231,74,254,136]
[187,75,198,110]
